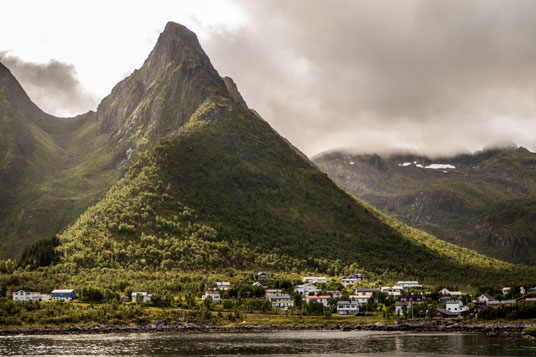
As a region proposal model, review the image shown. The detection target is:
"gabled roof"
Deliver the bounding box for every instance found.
[307,295,330,299]
[337,301,358,305]
[51,289,75,293]
[435,308,458,316]
[16,287,39,293]
[446,300,463,305]
[480,294,493,299]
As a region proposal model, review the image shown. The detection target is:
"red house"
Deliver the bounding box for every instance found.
[515,293,536,303]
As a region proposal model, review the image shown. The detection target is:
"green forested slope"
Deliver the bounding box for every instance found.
[57,94,536,286]
[0,64,119,258]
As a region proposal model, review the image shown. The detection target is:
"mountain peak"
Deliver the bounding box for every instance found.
[96,22,228,137]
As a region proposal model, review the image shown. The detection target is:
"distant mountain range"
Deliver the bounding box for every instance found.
[314,147,536,266]
[1,22,534,285]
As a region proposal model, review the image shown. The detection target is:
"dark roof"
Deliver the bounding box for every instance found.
[434,308,458,316]
[17,287,39,293]
[354,288,380,292]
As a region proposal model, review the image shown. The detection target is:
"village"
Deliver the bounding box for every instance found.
[11,272,536,321]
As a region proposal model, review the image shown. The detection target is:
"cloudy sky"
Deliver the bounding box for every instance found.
[2,0,536,157]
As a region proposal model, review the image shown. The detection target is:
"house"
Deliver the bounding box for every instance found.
[439,295,456,303]
[487,300,515,307]
[13,287,44,301]
[439,288,462,297]
[341,274,366,287]
[350,292,372,306]
[132,291,152,302]
[306,295,331,307]
[252,272,270,280]
[501,287,510,295]
[341,277,360,287]
[294,283,321,296]
[528,286,536,293]
[381,286,403,296]
[397,294,423,302]
[303,277,327,284]
[520,287,526,295]
[327,290,343,299]
[202,290,221,303]
[51,289,76,301]
[354,287,380,293]
[266,293,294,308]
[396,281,422,289]
[216,282,231,291]
[434,306,473,318]
[446,300,469,313]
[395,301,411,316]
[252,282,264,287]
[433,308,459,318]
[336,301,359,315]
[266,289,283,295]
[477,294,494,305]
[515,293,536,303]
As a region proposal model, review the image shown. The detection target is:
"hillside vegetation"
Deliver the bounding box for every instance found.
[314,148,536,265]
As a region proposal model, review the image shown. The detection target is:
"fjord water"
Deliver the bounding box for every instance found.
[1,331,534,356]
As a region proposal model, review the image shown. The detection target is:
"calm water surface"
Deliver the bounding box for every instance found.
[0,330,535,356]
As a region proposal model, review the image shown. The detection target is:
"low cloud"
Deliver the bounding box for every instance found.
[204,0,536,156]
[0,52,98,117]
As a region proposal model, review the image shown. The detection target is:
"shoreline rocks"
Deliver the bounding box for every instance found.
[1,319,535,336]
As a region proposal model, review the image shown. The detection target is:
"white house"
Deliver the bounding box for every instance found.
[202,290,221,303]
[216,282,231,291]
[350,292,372,306]
[303,277,327,284]
[266,294,294,309]
[294,283,321,296]
[501,287,510,295]
[336,301,359,315]
[252,282,264,287]
[341,274,366,286]
[13,287,43,301]
[440,288,462,297]
[446,300,469,313]
[396,281,422,289]
[477,294,494,305]
[132,291,152,302]
[395,301,411,316]
[306,295,331,307]
[327,290,343,299]
[381,286,403,296]
[252,272,270,280]
[341,278,359,287]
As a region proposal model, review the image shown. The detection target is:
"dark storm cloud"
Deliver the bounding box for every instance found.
[204,0,536,156]
[0,52,98,117]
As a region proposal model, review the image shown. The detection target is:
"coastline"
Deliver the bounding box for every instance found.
[1,319,535,336]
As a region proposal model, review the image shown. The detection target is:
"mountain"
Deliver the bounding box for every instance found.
[3,22,535,286]
[50,23,535,285]
[313,147,536,266]
[0,64,120,259]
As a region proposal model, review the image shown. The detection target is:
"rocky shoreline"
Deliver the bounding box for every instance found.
[1,319,535,336]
